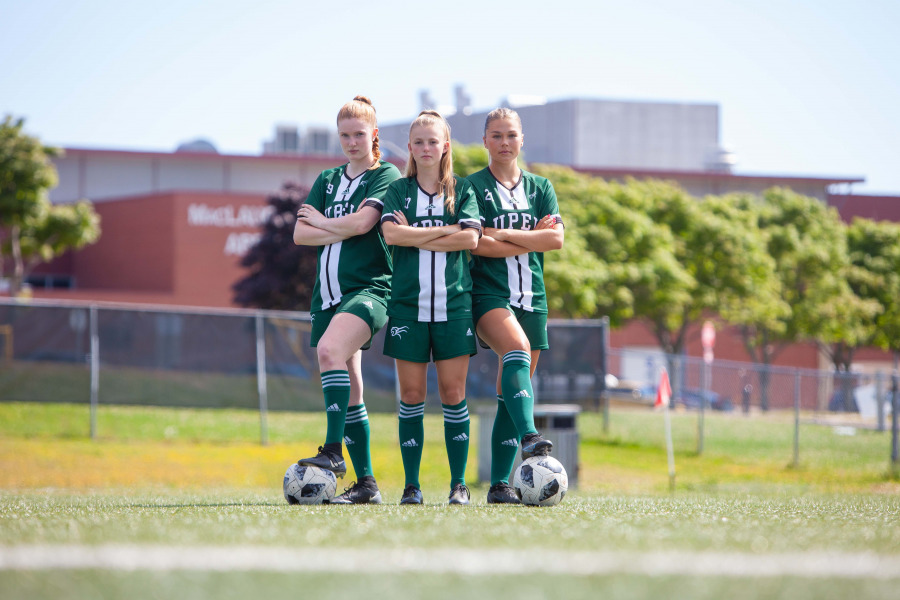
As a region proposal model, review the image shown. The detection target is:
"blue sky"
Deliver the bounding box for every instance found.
[2,0,898,194]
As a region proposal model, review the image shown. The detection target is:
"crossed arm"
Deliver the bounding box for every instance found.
[472,214,564,257]
[293,203,382,246]
[382,211,479,252]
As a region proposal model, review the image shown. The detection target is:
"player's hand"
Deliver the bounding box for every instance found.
[484,227,508,241]
[297,204,327,228]
[392,210,410,227]
[533,215,557,231]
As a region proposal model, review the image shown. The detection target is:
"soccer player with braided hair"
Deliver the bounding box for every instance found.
[293,96,401,504]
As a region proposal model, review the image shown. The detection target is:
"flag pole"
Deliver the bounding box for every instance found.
[656,367,676,493]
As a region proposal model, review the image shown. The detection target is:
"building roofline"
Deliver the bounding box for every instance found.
[571,165,865,185]
[60,146,406,169]
[61,146,346,165]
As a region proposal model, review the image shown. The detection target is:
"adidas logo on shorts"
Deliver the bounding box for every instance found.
[501,438,519,447]
[343,436,355,446]
[466,328,473,336]
[401,438,419,448]
[452,433,469,442]
[325,403,340,412]
[363,301,373,309]
[513,390,531,399]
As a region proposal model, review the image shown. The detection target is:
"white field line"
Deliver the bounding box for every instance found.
[2,545,900,579]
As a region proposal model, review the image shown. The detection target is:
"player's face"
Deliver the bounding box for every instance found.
[408,123,449,169]
[483,118,524,164]
[338,117,377,162]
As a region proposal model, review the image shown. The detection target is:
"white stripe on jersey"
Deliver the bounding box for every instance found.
[506,254,535,311]
[418,249,448,322]
[319,241,343,309]
[317,172,364,309]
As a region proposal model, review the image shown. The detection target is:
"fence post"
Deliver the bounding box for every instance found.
[876,371,885,432]
[793,369,801,468]
[89,305,99,440]
[255,312,269,446]
[891,370,898,473]
[697,360,707,455]
[601,316,610,433]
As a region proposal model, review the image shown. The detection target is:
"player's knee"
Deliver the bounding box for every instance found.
[316,342,343,369]
[438,382,466,405]
[400,389,426,406]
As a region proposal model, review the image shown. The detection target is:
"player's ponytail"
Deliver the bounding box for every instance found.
[405,110,456,214]
[337,95,381,167]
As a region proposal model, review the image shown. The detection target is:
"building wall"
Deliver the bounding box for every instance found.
[73,194,177,292]
[35,190,273,308]
[50,149,343,204]
[828,194,900,223]
[379,98,718,171]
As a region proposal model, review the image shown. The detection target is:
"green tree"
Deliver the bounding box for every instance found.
[846,217,900,364]
[0,116,100,296]
[606,177,776,360]
[451,141,489,177]
[232,182,318,310]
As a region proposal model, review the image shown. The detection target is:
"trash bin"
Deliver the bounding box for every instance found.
[478,403,581,488]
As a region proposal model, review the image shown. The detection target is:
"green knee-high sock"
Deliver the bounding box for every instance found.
[442,400,470,489]
[398,401,425,489]
[491,395,520,485]
[322,370,351,448]
[343,403,373,479]
[500,350,537,438]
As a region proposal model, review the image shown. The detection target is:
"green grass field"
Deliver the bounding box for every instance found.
[2,402,900,599]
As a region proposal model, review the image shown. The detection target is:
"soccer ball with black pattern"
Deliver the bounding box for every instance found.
[283,463,337,505]
[513,455,568,506]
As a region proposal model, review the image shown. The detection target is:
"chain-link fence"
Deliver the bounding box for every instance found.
[606,347,898,430]
[3,299,897,450]
[0,300,605,414]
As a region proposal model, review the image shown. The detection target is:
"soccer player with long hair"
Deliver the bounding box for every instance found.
[467,107,565,504]
[293,96,401,504]
[380,110,482,505]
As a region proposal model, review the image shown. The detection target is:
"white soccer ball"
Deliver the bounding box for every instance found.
[283,463,337,505]
[513,455,568,507]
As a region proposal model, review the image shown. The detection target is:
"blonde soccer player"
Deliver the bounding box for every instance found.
[380,110,482,505]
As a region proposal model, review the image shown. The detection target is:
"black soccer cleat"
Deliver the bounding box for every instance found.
[297,446,347,479]
[521,432,553,459]
[486,482,521,505]
[400,485,424,505]
[329,476,382,504]
[448,483,470,505]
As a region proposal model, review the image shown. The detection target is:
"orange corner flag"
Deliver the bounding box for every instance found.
[655,368,672,409]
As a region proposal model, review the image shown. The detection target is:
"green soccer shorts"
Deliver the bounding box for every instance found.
[383,317,477,363]
[310,291,388,350]
[472,296,549,351]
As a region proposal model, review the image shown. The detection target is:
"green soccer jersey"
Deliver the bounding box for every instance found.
[467,167,563,314]
[381,176,481,322]
[306,160,402,312]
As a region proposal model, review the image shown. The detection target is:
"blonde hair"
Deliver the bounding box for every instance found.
[483,107,522,134]
[405,110,456,214]
[336,95,381,164]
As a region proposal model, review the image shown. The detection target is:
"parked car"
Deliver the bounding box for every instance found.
[636,385,734,411]
[675,388,734,412]
[605,376,654,406]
